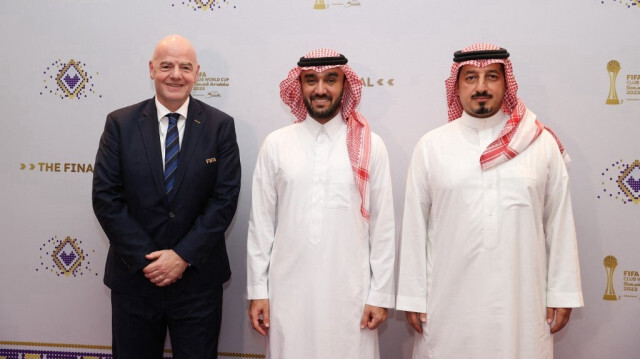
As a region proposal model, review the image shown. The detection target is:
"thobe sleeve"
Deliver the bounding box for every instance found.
[396,138,431,313]
[365,135,396,308]
[246,138,278,300]
[543,133,584,308]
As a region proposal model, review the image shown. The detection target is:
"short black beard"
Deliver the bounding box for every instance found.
[471,91,493,117]
[474,104,491,115]
[303,92,343,120]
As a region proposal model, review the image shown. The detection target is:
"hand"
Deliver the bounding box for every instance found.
[405,311,427,333]
[249,299,270,336]
[547,307,572,334]
[142,250,188,287]
[360,305,388,330]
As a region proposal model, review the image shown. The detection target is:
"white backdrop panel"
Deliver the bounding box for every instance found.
[1,0,639,358]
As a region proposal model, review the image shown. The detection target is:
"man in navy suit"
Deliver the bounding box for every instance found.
[92,34,240,359]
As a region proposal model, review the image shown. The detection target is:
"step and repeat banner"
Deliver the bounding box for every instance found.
[1,1,638,358]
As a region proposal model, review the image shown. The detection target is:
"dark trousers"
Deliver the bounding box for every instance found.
[111,285,223,359]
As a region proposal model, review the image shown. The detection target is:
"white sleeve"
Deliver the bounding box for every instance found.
[365,135,396,308]
[246,138,278,300]
[543,135,584,308]
[396,138,431,313]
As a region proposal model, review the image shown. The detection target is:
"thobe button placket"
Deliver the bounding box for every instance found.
[479,128,499,249]
[309,126,330,245]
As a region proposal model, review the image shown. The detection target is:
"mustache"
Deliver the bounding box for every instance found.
[311,94,331,100]
[471,91,492,99]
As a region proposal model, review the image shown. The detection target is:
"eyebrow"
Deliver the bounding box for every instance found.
[462,69,501,75]
[159,61,193,68]
[302,73,318,79]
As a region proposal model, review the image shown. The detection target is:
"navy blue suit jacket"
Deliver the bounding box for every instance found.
[92,97,240,295]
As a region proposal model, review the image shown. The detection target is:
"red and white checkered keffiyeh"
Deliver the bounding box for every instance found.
[445,43,567,170]
[280,48,371,221]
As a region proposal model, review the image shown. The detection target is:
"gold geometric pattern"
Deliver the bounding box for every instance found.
[617,160,640,204]
[51,236,84,276]
[195,0,216,8]
[55,59,88,99]
[0,341,266,358]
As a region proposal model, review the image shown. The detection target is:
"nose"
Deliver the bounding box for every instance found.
[476,76,489,92]
[314,80,327,95]
[169,65,181,79]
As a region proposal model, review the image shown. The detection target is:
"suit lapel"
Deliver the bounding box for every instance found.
[138,99,167,205]
[172,97,204,197]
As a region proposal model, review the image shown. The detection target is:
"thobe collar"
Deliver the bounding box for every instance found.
[303,112,346,142]
[458,109,508,130]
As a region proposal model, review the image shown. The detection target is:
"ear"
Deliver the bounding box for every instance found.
[195,64,201,81]
[149,60,155,79]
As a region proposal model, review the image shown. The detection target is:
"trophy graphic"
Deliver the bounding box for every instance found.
[606,60,621,105]
[314,0,327,9]
[603,255,618,301]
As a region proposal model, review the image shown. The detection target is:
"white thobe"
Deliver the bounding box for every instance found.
[247,114,395,359]
[396,110,583,359]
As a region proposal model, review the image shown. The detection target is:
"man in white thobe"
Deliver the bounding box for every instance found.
[396,43,583,359]
[247,49,395,358]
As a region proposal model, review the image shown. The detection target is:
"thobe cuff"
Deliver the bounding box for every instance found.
[547,291,584,308]
[247,285,269,300]
[366,290,395,309]
[395,295,427,313]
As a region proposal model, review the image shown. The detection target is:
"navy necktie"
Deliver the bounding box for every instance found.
[164,113,180,197]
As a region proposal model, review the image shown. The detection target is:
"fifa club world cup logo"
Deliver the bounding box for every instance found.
[606,60,621,105]
[603,255,618,301]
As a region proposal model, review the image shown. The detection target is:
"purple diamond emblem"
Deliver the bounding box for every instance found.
[617,160,640,204]
[55,60,88,99]
[64,74,81,89]
[627,177,640,193]
[60,251,77,266]
[52,236,83,276]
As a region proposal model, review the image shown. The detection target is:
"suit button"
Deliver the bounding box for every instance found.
[169,212,175,218]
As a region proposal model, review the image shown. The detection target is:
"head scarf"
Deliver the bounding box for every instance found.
[280,49,372,221]
[445,43,567,170]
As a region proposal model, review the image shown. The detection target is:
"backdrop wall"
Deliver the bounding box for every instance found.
[1,1,639,358]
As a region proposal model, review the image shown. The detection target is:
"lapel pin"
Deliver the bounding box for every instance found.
[206,157,217,164]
